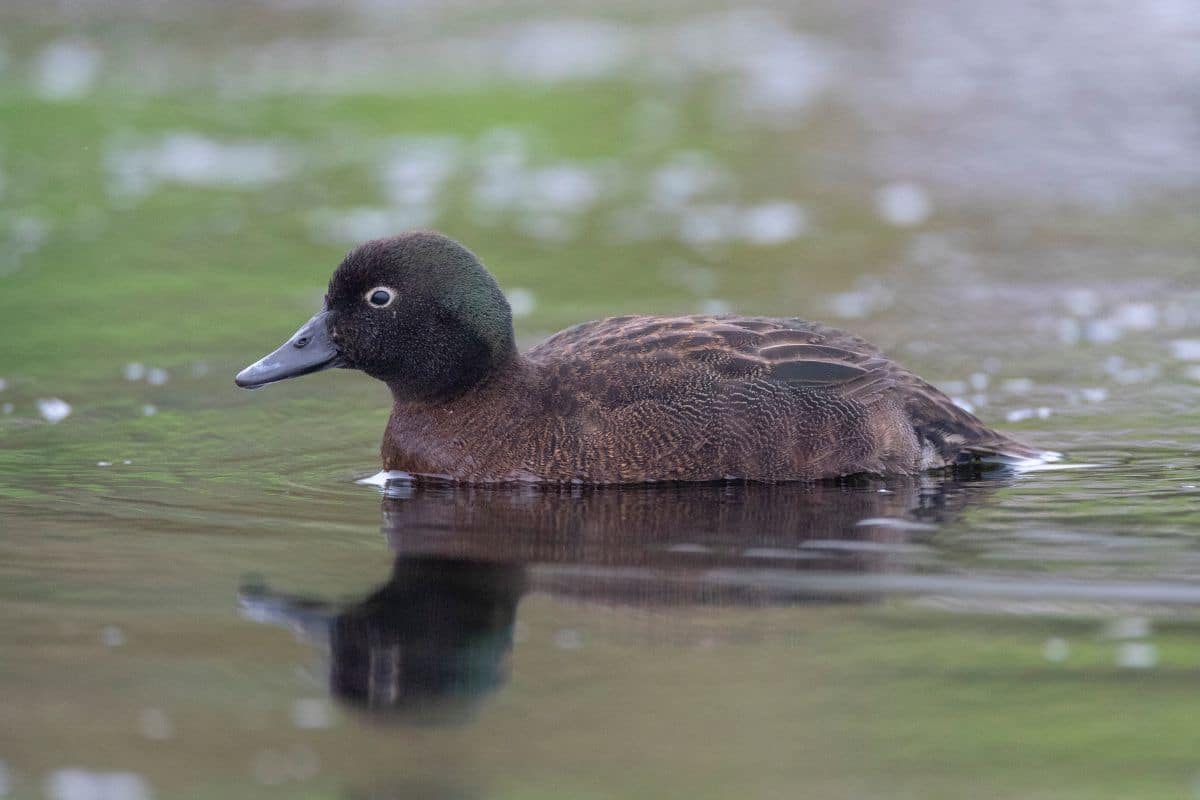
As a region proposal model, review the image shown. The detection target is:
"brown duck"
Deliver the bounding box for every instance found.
[236,232,1052,483]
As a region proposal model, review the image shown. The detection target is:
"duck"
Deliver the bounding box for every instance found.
[235,231,1053,484]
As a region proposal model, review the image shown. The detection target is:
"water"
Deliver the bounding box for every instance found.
[2,1,1200,798]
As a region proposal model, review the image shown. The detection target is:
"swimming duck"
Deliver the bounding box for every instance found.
[236,231,1050,483]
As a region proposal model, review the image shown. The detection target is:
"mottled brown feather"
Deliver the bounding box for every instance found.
[383,314,1045,483]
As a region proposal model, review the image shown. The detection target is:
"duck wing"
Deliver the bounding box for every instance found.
[529,315,1049,466]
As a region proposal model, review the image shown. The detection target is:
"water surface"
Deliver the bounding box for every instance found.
[2,2,1199,798]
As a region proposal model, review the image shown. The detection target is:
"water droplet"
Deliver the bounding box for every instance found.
[1116,642,1158,669]
[138,708,174,741]
[554,629,584,650]
[33,39,102,101]
[738,201,809,245]
[875,181,932,227]
[290,698,334,730]
[44,769,152,800]
[507,288,536,318]
[36,398,72,423]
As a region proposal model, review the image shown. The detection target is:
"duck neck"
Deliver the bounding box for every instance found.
[386,348,530,413]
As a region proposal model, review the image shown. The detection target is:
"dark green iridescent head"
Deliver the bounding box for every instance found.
[235,232,516,401]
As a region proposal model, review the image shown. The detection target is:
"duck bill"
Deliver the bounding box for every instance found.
[235,311,342,389]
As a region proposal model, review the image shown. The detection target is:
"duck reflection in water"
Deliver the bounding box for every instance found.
[239,470,1010,722]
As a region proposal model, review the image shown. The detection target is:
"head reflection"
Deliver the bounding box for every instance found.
[240,472,1008,723]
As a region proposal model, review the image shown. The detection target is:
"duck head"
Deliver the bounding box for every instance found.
[235,232,516,401]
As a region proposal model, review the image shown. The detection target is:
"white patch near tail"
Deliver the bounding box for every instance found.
[977,450,1097,472]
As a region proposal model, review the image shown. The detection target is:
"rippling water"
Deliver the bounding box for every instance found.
[2,1,1200,798]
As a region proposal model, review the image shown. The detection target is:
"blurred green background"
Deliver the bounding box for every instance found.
[2,1,1200,799]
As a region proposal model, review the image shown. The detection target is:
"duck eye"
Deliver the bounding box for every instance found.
[366,288,394,308]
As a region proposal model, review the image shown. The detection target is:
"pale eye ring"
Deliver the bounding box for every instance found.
[366,287,395,308]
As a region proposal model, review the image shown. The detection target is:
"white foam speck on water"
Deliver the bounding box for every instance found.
[875,181,932,227]
[380,136,462,207]
[1062,288,1102,317]
[105,134,293,200]
[36,398,72,423]
[666,9,832,117]
[290,697,334,730]
[122,362,145,381]
[677,203,739,247]
[738,202,809,245]
[1112,302,1159,332]
[554,628,584,650]
[825,279,894,319]
[500,19,634,83]
[146,368,169,386]
[141,404,157,417]
[528,164,604,214]
[648,152,732,210]
[1170,339,1200,361]
[474,154,612,235]
[1084,318,1123,344]
[1001,378,1034,393]
[1103,356,1161,385]
[2,216,50,272]
[507,288,536,318]
[97,461,111,468]
[1080,387,1109,404]
[1005,407,1052,423]
[699,298,733,315]
[1116,642,1159,669]
[1042,637,1070,663]
[137,708,175,741]
[33,39,102,101]
[1056,318,1082,346]
[44,769,152,800]
[101,625,125,648]
[309,206,437,245]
